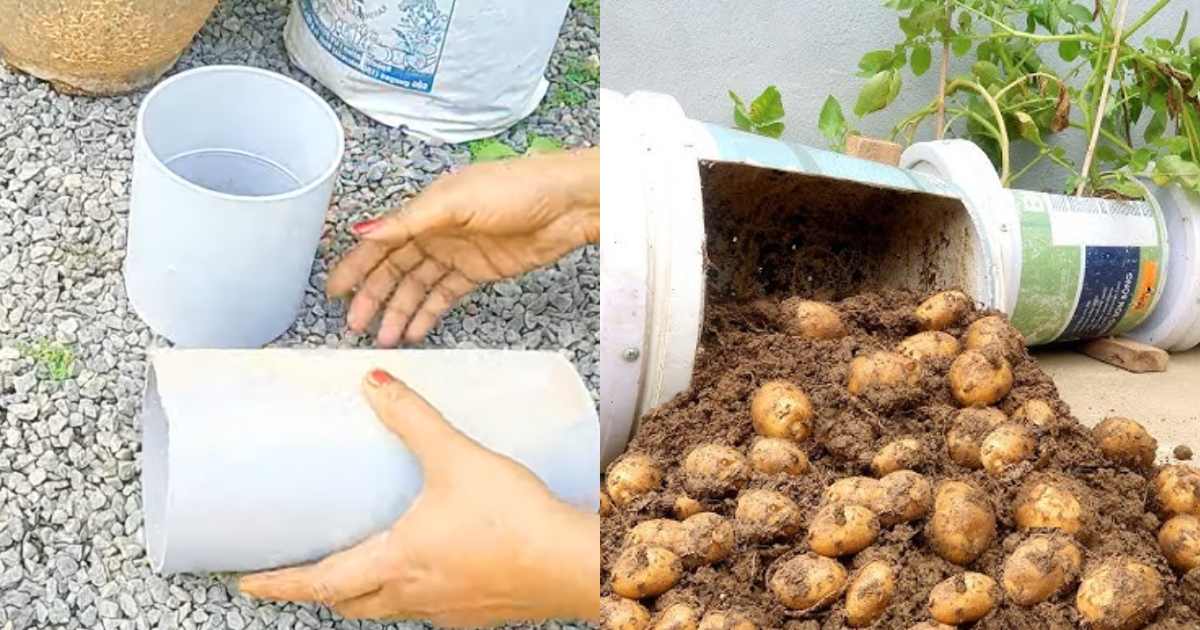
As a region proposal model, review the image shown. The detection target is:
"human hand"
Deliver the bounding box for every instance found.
[237,369,600,627]
[328,148,600,347]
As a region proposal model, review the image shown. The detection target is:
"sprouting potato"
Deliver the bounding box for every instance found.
[748,437,810,476]
[684,512,736,566]
[928,572,998,624]
[750,380,814,441]
[1002,534,1083,606]
[602,596,651,630]
[1093,417,1158,469]
[948,350,1013,407]
[927,481,996,565]
[611,545,684,599]
[876,470,933,526]
[735,489,803,542]
[946,407,1007,469]
[872,437,925,476]
[897,331,961,362]
[768,553,848,611]
[607,454,663,507]
[980,422,1037,476]
[964,315,1024,361]
[844,560,897,627]
[652,603,699,630]
[1012,398,1056,427]
[674,495,705,520]
[683,444,750,497]
[697,611,755,630]
[1076,558,1164,630]
[1158,514,1200,571]
[782,298,846,340]
[915,290,971,331]
[847,351,921,397]
[1155,465,1200,516]
[807,504,880,557]
[1014,478,1085,535]
[824,476,883,510]
[601,491,613,516]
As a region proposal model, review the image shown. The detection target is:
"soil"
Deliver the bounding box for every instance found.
[601,291,1200,629]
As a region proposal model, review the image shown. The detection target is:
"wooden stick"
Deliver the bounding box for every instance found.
[1076,0,1130,196]
[935,2,951,139]
[845,135,903,166]
[1079,336,1169,373]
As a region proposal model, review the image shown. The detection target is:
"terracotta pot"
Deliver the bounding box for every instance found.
[0,0,218,94]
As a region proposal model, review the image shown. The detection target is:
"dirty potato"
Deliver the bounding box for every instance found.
[948,350,1013,407]
[1155,465,1200,516]
[735,489,803,542]
[915,290,971,331]
[844,560,897,627]
[602,596,651,630]
[897,331,961,362]
[928,572,998,624]
[928,481,996,565]
[601,491,614,516]
[906,624,956,630]
[626,519,688,558]
[876,470,933,526]
[807,504,880,557]
[783,298,846,340]
[652,603,699,630]
[1012,398,1056,427]
[847,351,921,397]
[1014,478,1085,535]
[611,545,684,599]
[684,512,736,566]
[1002,534,1083,606]
[980,422,1037,476]
[1076,558,1164,630]
[964,314,1024,360]
[1093,417,1158,469]
[872,437,925,476]
[824,476,884,509]
[748,437,810,476]
[683,444,750,497]
[697,612,755,630]
[1158,514,1200,571]
[768,554,848,611]
[946,407,1007,469]
[607,454,663,507]
[674,495,705,520]
[750,380,814,441]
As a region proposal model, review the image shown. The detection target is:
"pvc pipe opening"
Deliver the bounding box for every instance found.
[141,365,170,573]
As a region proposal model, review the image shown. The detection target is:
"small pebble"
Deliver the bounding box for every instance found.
[1176,445,1193,460]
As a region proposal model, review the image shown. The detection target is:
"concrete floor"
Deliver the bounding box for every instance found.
[1035,348,1200,463]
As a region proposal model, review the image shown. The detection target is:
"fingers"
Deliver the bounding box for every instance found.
[375,258,450,347]
[346,243,425,333]
[327,240,391,300]
[362,370,475,470]
[402,271,477,345]
[238,531,389,605]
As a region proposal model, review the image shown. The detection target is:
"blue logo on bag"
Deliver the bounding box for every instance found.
[299,0,455,93]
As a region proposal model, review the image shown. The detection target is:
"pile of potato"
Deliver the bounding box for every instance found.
[602,292,1200,629]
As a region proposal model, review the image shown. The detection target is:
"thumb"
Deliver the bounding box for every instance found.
[362,369,476,472]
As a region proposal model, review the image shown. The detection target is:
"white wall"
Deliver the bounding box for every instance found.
[601,0,1191,191]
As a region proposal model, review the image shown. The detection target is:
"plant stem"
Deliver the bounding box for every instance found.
[1124,0,1171,40]
[1077,0,1130,196]
[955,2,1099,44]
[946,79,1011,184]
[936,1,951,140]
[1010,149,1049,184]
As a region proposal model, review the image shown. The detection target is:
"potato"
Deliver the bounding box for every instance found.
[626,520,688,557]
[807,504,880,557]
[1012,398,1056,427]
[602,597,651,630]
[1158,514,1200,571]
[748,438,810,475]
[768,553,848,611]
[980,423,1037,475]
[601,491,614,516]
[915,290,970,331]
[847,351,921,397]
[735,489,803,542]
[611,545,684,599]
[750,380,814,441]
[783,298,846,340]
[1155,465,1200,516]
[946,407,1007,469]
[928,481,996,565]
[964,315,1024,361]
[1093,417,1157,469]
[906,624,956,630]
[674,495,705,520]
[1014,479,1085,535]
[876,470,933,526]
[872,437,925,476]
[684,512,736,566]
[928,572,998,624]
[897,331,961,362]
[844,560,896,627]
[1002,534,1083,606]
[1076,558,1163,630]
[683,444,750,497]
[948,350,1013,407]
[824,476,883,509]
[607,454,663,506]
[652,603,699,630]
[697,611,755,630]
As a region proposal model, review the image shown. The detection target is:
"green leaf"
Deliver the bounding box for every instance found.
[911,44,932,76]
[526,135,563,155]
[1153,155,1200,189]
[1013,111,1041,143]
[749,86,785,124]
[858,50,895,75]
[755,122,786,139]
[728,90,746,111]
[1064,3,1093,24]
[467,139,519,163]
[887,69,903,104]
[733,106,752,132]
[1058,40,1081,62]
[971,60,1000,87]
[1190,35,1200,58]
[951,35,972,57]
[855,71,893,117]
[1129,148,1156,172]
[1145,110,1167,143]
[818,95,847,145]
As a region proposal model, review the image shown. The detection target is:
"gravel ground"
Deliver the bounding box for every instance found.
[0,1,598,628]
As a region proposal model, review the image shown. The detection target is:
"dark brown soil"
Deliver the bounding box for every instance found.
[601,291,1200,629]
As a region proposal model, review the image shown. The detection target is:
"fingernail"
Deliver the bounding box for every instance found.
[351,218,383,236]
[366,368,394,388]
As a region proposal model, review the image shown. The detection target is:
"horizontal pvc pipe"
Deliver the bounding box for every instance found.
[141,349,599,574]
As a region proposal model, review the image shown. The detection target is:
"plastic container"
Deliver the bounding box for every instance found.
[1126,182,1200,351]
[125,66,345,348]
[142,348,599,574]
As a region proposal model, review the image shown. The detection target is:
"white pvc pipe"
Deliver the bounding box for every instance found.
[141,349,599,574]
[125,66,344,348]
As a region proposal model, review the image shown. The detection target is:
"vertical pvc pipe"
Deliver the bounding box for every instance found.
[125,66,345,348]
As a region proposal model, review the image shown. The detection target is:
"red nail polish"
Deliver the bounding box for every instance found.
[367,368,394,387]
[352,218,383,236]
